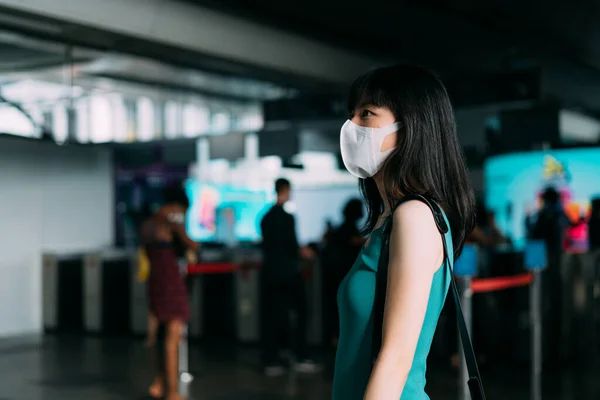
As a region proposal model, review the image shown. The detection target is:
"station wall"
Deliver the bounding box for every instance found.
[0,137,113,336]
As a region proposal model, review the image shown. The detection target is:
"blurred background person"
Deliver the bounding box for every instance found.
[322,219,335,244]
[136,203,160,347]
[468,201,507,250]
[468,200,509,278]
[322,198,365,349]
[529,186,570,362]
[530,187,569,252]
[589,197,600,251]
[141,186,199,400]
[259,178,318,376]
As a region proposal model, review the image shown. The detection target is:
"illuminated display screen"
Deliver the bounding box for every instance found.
[185,181,271,242]
[485,148,600,252]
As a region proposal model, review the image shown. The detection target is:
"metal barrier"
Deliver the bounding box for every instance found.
[178,262,239,396]
[455,241,547,400]
[42,252,86,333]
[84,249,133,334]
[559,249,600,363]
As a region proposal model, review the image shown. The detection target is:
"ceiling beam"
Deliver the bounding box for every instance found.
[0,0,381,85]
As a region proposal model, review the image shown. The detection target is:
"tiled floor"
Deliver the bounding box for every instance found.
[0,335,599,399]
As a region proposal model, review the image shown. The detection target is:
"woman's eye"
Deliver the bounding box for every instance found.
[360,109,373,118]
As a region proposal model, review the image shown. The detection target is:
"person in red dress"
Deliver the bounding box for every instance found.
[141,186,198,400]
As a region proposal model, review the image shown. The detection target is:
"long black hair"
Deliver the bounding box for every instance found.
[350,64,475,257]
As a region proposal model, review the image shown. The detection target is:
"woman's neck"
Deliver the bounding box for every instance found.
[374,173,392,217]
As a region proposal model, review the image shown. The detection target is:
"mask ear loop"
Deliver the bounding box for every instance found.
[375,121,404,195]
[378,122,403,153]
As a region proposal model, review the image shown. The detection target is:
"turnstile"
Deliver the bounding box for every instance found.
[84,249,133,334]
[188,275,203,339]
[235,257,323,346]
[188,246,225,339]
[236,268,260,342]
[42,252,86,333]
[560,250,600,363]
[235,248,262,343]
[591,250,600,351]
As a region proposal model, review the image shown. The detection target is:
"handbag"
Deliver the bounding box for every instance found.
[371,194,486,400]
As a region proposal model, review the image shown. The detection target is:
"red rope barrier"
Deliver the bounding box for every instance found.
[470,272,533,294]
[187,263,238,274]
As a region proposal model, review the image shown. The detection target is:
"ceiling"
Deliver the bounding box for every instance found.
[0,30,295,106]
[181,0,600,76]
[0,4,340,94]
[179,0,600,112]
[0,1,600,112]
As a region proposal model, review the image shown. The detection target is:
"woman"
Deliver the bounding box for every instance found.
[141,186,198,400]
[333,64,475,399]
[135,203,160,347]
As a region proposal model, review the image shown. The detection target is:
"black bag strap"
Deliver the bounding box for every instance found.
[371,194,485,400]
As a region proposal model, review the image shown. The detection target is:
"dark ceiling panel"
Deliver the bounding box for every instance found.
[182,0,600,80]
[180,0,518,76]
[2,0,600,112]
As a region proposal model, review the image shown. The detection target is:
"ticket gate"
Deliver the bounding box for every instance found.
[234,256,323,346]
[42,252,86,333]
[235,248,262,343]
[560,250,600,363]
[129,245,236,340]
[84,249,133,334]
[236,267,260,342]
[129,244,321,346]
[188,246,227,339]
[187,274,204,339]
[456,242,546,400]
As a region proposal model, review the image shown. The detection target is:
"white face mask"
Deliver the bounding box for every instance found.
[340,120,402,178]
[167,212,185,225]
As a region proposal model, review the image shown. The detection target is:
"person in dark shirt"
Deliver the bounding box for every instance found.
[530,187,572,362]
[322,198,365,347]
[260,178,317,376]
[531,188,569,252]
[334,199,366,280]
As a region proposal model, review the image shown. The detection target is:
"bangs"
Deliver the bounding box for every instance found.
[347,68,396,114]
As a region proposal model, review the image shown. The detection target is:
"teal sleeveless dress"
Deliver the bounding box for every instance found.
[332,212,454,399]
